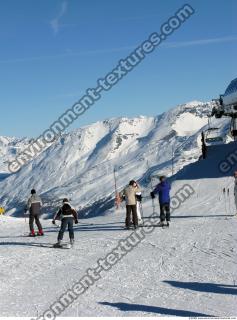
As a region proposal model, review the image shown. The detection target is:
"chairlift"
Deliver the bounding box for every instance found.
[204,127,225,146]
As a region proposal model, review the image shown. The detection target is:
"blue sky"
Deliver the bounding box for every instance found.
[0,0,236,138]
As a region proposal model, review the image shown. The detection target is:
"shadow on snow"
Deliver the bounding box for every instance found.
[0,241,53,248]
[164,280,237,295]
[99,301,213,317]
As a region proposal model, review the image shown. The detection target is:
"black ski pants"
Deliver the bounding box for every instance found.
[126,205,138,228]
[29,214,42,232]
[160,203,170,222]
[58,217,74,241]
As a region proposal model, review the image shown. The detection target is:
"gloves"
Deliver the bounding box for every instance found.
[75,219,79,224]
[150,192,155,199]
[52,220,56,225]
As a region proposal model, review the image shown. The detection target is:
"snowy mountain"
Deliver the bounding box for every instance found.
[1,139,237,317]
[0,136,31,175]
[0,101,231,217]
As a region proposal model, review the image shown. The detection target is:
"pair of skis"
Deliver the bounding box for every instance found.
[114,167,121,210]
[146,160,156,216]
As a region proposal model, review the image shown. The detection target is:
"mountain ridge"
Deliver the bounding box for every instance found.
[0,100,230,217]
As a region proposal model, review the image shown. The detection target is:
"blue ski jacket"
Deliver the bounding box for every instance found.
[153,181,171,205]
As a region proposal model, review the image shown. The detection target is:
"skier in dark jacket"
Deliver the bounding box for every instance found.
[52,198,78,247]
[150,176,171,227]
[25,189,44,236]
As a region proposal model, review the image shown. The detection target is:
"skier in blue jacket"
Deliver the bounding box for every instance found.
[150,176,171,227]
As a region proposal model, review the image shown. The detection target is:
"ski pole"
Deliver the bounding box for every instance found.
[147,161,156,215]
[140,201,144,222]
[24,210,28,236]
[53,221,60,228]
[223,188,228,216]
[227,188,232,217]
[113,167,120,210]
[151,184,156,215]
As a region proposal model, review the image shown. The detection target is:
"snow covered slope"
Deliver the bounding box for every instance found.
[0,101,236,318]
[0,101,231,217]
[0,180,236,317]
[0,136,30,175]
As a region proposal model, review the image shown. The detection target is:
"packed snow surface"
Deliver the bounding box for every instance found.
[0,194,236,317]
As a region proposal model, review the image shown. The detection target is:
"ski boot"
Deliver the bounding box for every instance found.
[53,241,62,248]
[29,230,36,237]
[37,230,44,236]
[70,239,75,247]
[157,221,165,227]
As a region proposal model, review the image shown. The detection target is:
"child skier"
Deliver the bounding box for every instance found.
[52,198,78,247]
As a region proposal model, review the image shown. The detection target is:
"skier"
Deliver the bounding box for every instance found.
[120,180,141,230]
[25,189,44,236]
[234,171,237,215]
[52,198,78,247]
[127,182,143,225]
[150,176,171,227]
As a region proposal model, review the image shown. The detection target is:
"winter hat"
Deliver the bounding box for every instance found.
[63,198,69,203]
[31,189,36,194]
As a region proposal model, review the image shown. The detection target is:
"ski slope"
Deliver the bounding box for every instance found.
[1,140,237,318]
[0,200,236,317]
